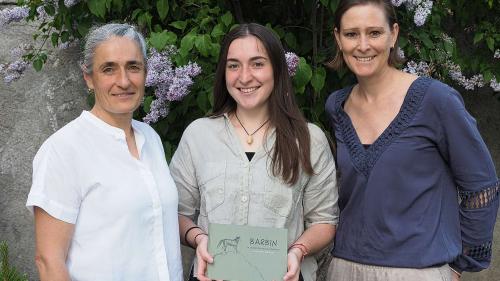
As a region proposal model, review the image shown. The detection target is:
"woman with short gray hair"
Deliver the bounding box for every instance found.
[26,23,183,281]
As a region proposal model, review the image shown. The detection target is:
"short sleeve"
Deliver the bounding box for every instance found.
[436,87,499,272]
[169,128,200,220]
[302,125,340,228]
[26,141,82,224]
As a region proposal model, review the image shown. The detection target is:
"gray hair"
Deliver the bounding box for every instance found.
[81,23,147,74]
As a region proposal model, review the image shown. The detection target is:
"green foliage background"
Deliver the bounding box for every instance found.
[19,0,499,160]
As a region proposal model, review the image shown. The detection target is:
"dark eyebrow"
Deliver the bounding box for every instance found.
[98,60,144,69]
[226,56,268,62]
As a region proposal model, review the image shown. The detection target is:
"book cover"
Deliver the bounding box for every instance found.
[207,223,288,281]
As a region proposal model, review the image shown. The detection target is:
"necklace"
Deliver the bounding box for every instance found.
[234,112,269,145]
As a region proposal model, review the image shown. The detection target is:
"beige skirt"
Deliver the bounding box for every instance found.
[327,257,452,281]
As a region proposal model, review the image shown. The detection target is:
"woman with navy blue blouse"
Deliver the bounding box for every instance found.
[325,0,499,280]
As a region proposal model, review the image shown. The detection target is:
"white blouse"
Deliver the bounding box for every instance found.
[26,111,182,281]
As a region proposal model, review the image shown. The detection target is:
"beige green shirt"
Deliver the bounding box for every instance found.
[170,114,339,281]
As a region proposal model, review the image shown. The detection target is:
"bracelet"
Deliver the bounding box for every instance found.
[288,243,309,261]
[184,226,201,247]
[450,267,462,278]
[193,233,208,248]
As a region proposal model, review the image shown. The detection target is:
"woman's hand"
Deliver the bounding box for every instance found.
[195,234,214,281]
[283,248,302,281]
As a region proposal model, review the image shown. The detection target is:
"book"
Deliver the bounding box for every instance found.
[207,223,288,281]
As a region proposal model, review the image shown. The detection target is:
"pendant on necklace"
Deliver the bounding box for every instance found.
[246,135,253,145]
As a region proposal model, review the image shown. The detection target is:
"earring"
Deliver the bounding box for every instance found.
[87,88,94,95]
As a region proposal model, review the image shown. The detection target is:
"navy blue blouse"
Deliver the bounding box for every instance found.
[325,77,499,272]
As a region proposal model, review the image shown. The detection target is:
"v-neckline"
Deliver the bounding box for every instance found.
[335,76,431,177]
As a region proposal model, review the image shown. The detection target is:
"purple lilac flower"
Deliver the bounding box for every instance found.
[285,52,299,77]
[64,0,80,8]
[402,60,430,76]
[391,0,405,7]
[36,6,49,20]
[413,1,433,26]
[143,47,202,124]
[0,6,29,27]
[1,59,28,83]
[490,78,500,92]
[397,47,405,59]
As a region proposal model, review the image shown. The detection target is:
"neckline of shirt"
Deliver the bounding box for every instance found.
[81,111,146,156]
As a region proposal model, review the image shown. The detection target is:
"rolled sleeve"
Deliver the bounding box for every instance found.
[303,125,340,228]
[170,130,200,220]
[437,87,499,272]
[26,141,81,224]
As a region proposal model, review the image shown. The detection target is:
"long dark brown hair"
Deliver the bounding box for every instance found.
[211,23,314,185]
[328,0,404,70]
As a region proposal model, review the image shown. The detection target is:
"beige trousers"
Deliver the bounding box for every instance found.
[327,257,452,281]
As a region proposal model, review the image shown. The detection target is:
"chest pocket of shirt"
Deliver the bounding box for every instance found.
[263,176,298,217]
[198,162,226,215]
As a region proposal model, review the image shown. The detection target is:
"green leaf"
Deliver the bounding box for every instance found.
[221,11,233,27]
[195,34,212,57]
[211,23,225,38]
[50,32,58,47]
[33,59,43,71]
[473,33,484,44]
[443,40,454,55]
[87,0,107,18]
[180,32,196,57]
[196,92,209,112]
[170,21,187,30]
[293,57,312,94]
[319,0,329,7]
[284,32,297,50]
[398,36,408,48]
[112,0,124,12]
[131,9,142,20]
[143,96,153,113]
[149,31,177,51]
[157,0,169,21]
[486,37,494,51]
[138,12,153,31]
[483,70,493,82]
[210,42,220,58]
[311,67,326,93]
[419,33,434,49]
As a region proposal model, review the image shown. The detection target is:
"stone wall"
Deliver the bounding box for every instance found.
[1,6,499,281]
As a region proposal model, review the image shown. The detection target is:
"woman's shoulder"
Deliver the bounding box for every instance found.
[180,115,226,139]
[418,77,465,111]
[325,85,354,114]
[307,123,329,146]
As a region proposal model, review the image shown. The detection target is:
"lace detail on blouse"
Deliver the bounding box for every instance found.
[459,181,500,209]
[463,241,493,260]
[334,77,433,177]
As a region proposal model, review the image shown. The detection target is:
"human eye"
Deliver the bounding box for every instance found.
[252,60,266,68]
[128,64,143,72]
[344,32,357,38]
[226,62,239,70]
[370,30,382,37]
[102,66,114,74]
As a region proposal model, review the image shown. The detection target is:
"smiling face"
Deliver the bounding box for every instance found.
[225,35,274,113]
[334,3,398,79]
[84,36,146,122]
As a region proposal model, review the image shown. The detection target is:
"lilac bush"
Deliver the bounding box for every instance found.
[285,52,299,77]
[0,6,29,27]
[143,47,202,124]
